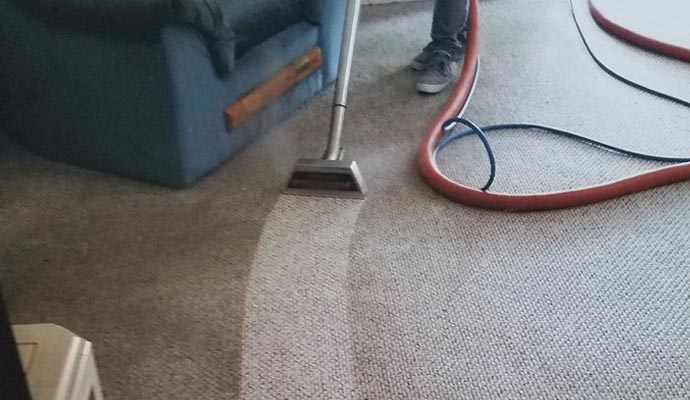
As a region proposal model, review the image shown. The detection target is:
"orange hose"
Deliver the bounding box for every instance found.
[417,0,690,211]
[589,0,690,63]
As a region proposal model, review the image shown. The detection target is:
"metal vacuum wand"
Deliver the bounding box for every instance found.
[323,0,362,161]
[285,0,367,199]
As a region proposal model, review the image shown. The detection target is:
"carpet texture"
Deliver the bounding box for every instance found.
[590,0,690,51]
[572,0,690,104]
[2,0,690,399]
[241,197,362,399]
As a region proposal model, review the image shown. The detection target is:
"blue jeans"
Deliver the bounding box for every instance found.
[426,0,469,57]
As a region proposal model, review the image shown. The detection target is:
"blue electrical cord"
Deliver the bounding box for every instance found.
[435,0,690,192]
[437,122,690,192]
[438,117,497,191]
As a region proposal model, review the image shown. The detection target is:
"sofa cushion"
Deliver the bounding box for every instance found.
[10,0,239,74]
[12,0,307,73]
[228,0,304,57]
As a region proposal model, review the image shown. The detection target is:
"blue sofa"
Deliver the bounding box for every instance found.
[0,0,346,186]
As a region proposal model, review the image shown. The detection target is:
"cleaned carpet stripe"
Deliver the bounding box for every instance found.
[241,196,363,399]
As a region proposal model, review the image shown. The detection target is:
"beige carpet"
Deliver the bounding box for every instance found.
[590,0,690,50]
[2,0,690,398]
[573,0,690,104]
[241,197,363,399]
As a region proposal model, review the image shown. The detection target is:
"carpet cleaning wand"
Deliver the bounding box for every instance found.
[285,0,367,199]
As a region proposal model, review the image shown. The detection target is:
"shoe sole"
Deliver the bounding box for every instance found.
[416,82,449,94]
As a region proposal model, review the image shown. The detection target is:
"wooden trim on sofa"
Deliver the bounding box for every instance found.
[224,47,323,130]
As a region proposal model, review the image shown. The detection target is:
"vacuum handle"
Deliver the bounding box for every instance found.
[323,0,362,160]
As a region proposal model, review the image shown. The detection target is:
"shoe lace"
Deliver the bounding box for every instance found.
[429,50,454,77]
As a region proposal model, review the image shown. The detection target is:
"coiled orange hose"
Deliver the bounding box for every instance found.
[418,0,690,211]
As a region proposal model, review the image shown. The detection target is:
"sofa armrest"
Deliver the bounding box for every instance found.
[301,0,347,83]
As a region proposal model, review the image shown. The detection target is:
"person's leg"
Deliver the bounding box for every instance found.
[411,0,469,70]
[429,0,469,57]
[413,0,469,94]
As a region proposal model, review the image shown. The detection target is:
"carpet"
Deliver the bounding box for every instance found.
[241,197,362,399]
[2,0,690,398]
[590,0,690,52]
[572,0,690,104]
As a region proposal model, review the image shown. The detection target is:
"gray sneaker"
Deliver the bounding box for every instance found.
[410,37,466,71]
[410,50,436,71]
[410,48,464,71]
[415,50,459,94]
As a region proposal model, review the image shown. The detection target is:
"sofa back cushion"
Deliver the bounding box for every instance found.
[229,0,304,57]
